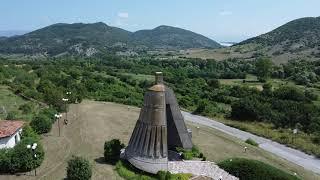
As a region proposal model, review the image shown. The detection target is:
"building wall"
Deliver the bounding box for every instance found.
[0,128,22,149]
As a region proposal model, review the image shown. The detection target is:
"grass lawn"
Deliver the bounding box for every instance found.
[1,100,318,180]
[0,86,38,121]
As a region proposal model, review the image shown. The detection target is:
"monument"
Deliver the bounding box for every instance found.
[125,72,193,174]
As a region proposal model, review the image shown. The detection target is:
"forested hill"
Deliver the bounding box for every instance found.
[131,25,221,49]
[239,17,320,47]
[0,22,221,56]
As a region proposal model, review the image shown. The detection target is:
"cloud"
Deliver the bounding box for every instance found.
[118,12,129,18]
[219,10,233,16]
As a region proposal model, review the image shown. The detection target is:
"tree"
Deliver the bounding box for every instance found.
[255,58,273,82]
[104,139,125,164]
[207,79,220,89]
[30,115,52,134]
[0,137,45,173]
[67,156,92,180]
[192,100,208,115]
[19,103,34,114]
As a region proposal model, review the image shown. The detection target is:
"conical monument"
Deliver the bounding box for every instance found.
[125,72,192,174]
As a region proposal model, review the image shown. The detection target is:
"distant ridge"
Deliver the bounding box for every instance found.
[132,25,221,49]
[183,16,320,63]
[234,16,320,62]
[0,22,221,56]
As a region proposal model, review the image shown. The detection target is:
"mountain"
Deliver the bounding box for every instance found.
[131,25,221,49]
[0,22,131,56]
[0,37,7,41]
[183,17,320,64]
[0,23,221,56]
[0,30,29,37]
[239,17,320,47]
[235,17,320,62]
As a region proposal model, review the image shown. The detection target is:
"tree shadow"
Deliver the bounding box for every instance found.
[94,157,106,164]
[94,156,117,165]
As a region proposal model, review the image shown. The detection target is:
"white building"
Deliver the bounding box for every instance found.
[0,120,24,149]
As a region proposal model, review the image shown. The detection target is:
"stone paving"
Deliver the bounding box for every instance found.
[168,160,238,180]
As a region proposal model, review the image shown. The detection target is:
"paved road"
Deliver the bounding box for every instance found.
[182,111,320,175]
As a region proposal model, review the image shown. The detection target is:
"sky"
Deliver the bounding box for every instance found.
[0,0,319,42]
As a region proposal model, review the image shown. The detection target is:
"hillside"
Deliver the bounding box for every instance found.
[132,25,221,49]
[183,17,320,64]
[0,23,221,56]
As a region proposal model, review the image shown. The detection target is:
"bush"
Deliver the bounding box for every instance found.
[177,146,203,160]
[218,158,300,180]
[19,103,34,114]
[181,152,193,160]
[0,149,13,173]
[157,171,168,180]
[115,161,192,180]
[67,156,92,180]
[0,137,45,173]
[115,160,138,179]
[104,139,125,164]
[6,111,18,120]
[38,108,57,123]
[245,138,259,147]
[21,125,40,141]
[30,114,52,134]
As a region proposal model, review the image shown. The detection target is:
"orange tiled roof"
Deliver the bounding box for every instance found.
[0,120,24,138]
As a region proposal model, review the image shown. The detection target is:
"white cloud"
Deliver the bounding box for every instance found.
[219,10,233,16]
[118,12,129,18]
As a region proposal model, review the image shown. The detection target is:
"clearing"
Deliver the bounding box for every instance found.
[1,100,318,180]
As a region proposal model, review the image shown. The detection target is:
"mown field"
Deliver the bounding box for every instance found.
[0,100,318,180]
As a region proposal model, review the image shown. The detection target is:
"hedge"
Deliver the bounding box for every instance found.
[245,138,259,147]
[218,158,300,180]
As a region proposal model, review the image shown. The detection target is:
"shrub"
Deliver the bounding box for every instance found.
[157,171,166,180]
[30,114,52,134]
[19,103,34,114]
[6,111,18,120]
[313,133,320,145]
[116,161,192,180]
[11,137,45,172]
[218,158,300,180]
[21,125,40,141]
[38,108,57,123]
[177,146,203,160]
[181,152,193,160]
[0,137,45,173]
[67,156,92,180]
[116,160,156,179]
[207,79,220,89]
[245,138,259,147]
[0,149,13,173]
[104,139,125,164]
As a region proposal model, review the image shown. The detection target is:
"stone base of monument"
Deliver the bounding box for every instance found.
[168,160,239,180]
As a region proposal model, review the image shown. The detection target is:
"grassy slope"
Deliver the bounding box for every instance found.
[0,86,38,121]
